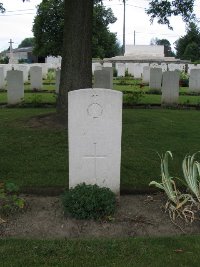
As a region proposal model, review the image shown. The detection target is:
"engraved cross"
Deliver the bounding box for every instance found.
[83,142,107,182]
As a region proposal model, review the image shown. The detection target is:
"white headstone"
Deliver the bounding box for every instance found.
[55,69,61,93]
[142,66,150,83]
[7,70,24,104]
[92,62,102,74]
[117,63,125,77]
[162,71,180,105]
[161,63,167,72]
[133,63,142,79]
[94,69,113,89]
[149,68,162,90]
[30,66,43,90]
[103,62,112,68]
[0,67,5,89]
[168,63,180,71]
[126,63,134,76]
[41,63,48,79]
[0,64,8,78]
[189,69,200,92]
[68,88,122,194]
[15,65,29,82]
[150,63,159,68]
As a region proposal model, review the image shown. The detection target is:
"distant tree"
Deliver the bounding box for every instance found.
[146,0,195,30]
[33,0,120,59]
[18,37,34,48]
[0,56,9,64]
[175,22,200,61]
[0,3,4,13]
[150,37,175,57]
[20,0,197,116]
[92,3,121,58]
[183,42,200,62]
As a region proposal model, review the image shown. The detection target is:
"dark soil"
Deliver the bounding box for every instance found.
[1,193,200,239]
[26,113,66,130]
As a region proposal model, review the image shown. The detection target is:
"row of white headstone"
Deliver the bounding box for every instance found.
[94,65,200,93]
[1,61,200,81]
[94,67,180,105]
[3,68,61,104]
[93,62,200,79]
[148,67,200,93]
[6,67,199,105]
[0,63,61,80]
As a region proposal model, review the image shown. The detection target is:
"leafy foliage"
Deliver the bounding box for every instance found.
[0,182,25,217]
[150,38,175,57]
[125,90,145,104]
[0,56,9,64]
[18,38,35,48]
[33,0,120,58]
[0,3,5,13]
[175,22,200,61]
[146,0,195,30]
[182,152,200,201]
[62,183,116,220]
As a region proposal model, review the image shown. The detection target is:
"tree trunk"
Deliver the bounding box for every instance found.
[57,0,93,120]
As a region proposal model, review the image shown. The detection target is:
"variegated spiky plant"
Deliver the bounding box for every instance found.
[182,152,200,202]
[150,151,195,222]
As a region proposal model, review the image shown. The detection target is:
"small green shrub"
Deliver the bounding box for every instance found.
[28,94,43,107]
[179,71,189,80]
[47,69,56,81]
[126,90,145,104]
[0,181,25,216]
[62,183,116,220]
[118,77,128,85]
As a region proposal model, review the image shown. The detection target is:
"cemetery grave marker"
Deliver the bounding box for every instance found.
[68,88,122,194]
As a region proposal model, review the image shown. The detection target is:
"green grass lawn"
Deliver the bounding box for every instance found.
[1,105,200,266]
[0,108,68,187]
[1,108,200,190]
[1,236,200,266]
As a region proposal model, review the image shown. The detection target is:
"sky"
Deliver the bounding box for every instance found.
[0,0,200,53]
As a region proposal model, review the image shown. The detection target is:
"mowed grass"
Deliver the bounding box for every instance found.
[1,236,200,267]
[1,108,200,190]
[0,108,68,187]
[1,108,200,266]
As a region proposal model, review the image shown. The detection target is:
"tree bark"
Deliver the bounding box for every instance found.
[57,0,93,120]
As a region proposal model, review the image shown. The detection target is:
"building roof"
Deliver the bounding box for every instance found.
[13,47,33,53]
